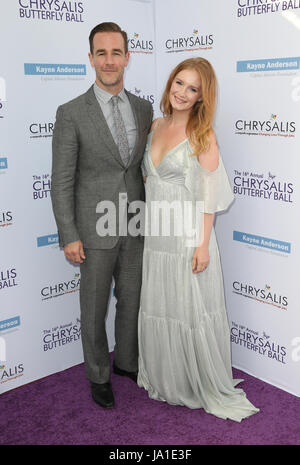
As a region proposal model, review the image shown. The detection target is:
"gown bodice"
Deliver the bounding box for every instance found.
[142,131,234,214]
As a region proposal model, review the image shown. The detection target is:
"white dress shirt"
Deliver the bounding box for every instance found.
[93,82,137,155]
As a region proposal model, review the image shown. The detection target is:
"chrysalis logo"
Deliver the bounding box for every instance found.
[127,33,153,53]
[0,77,6,102]
[165,30,214,52]
[235,114,296,135]
[18,1,84,22]
[232,281,288,310]
[0,337,6,361]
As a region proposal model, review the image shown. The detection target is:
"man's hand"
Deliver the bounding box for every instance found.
[64,240,86,264]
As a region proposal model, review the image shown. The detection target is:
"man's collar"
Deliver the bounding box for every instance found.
[93,82,126,103]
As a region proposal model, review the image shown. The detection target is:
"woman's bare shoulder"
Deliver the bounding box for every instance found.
[196,129,219,172]
[150,117,165,133]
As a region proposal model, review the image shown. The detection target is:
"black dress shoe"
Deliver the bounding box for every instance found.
[113,362,138,383]
[90,382,115,408]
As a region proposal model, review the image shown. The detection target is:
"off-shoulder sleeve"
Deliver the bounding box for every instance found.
[184,153,234,214]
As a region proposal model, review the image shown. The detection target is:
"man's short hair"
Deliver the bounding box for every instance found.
[89,22,128,54]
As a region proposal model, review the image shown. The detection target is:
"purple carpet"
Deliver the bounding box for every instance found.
[1,357,299,445]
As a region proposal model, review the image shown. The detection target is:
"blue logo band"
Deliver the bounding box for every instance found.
[37,234,59,247]
[233,231,291,254]
[0,158,8,169]
[0,317,20,332]
[237,57,300,73]
[24,63,86,75]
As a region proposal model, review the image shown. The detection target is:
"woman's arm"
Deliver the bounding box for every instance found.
[192,130,219,273]
[192,213,214,273]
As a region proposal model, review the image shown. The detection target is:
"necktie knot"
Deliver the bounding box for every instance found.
[111,95,119,106]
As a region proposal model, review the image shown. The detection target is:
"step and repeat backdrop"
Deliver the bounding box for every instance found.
[1,0,300,397]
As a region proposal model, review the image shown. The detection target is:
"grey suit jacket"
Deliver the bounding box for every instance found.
[51,85,153,249]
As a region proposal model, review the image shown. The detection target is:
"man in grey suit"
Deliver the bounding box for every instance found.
[51,22,153,408]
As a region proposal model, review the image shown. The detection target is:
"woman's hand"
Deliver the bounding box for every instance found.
[192,245,210,273]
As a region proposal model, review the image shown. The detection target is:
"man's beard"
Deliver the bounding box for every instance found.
[97,70,123,88]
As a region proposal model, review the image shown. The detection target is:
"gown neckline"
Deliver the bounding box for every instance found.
[148,131,188,170]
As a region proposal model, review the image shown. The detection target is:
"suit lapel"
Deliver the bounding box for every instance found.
[85,86,124,167]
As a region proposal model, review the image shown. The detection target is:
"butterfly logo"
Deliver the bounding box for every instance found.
[193,29,198,35]
[134,33,139,38]
[270,114,277,120]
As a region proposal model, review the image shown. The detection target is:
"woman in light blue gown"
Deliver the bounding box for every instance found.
[137,57,259,422]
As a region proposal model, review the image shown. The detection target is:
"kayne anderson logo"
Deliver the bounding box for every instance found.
[0,317,21,333]
[233,231,291,254]
[18,0,84,22]
[233,281,288,311]
[165,29,213,53]
[0,157,8,173]
[233,170,294,203]
[41,273,80,301]
[128,33,153,54]
[37,233,59,247]
[235,114,296,138]
[24,63,86,75]
[237,0,300,18]
[33,174,51,200]
[237,56,300,74]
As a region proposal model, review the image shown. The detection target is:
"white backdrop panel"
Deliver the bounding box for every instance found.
[1,0,299,397]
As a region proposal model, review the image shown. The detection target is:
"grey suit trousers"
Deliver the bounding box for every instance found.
[80,220,144,384]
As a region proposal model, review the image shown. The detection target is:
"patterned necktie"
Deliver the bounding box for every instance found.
[111,95,130,167]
